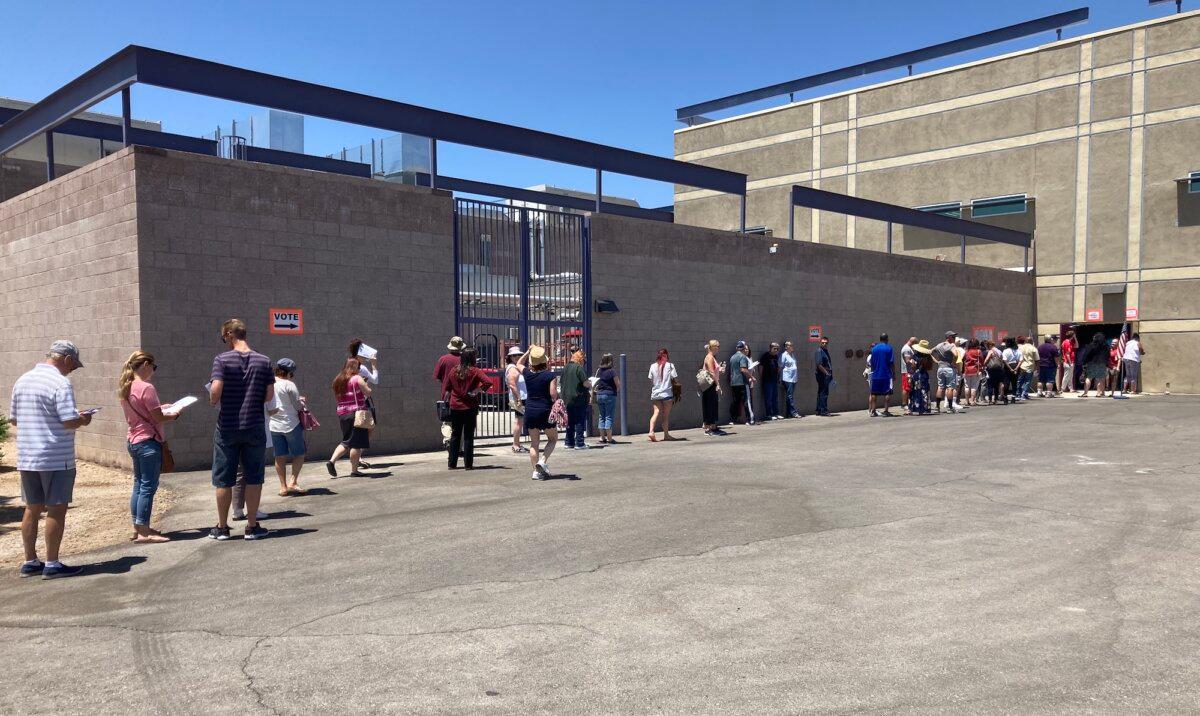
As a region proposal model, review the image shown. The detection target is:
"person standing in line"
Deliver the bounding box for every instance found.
[779,341,800,418]
[1002,338,1021,401]
[1059,331,1077,393]
[728,340,751,425]
[700,340,726,435]
[1079,332,1111,397]
[908,340,933,415]
[433,336,465,446]
[759,343,783,421]
[515,346,559,480]
[10,341,93,578]
[208,319,275,541]
[504,347,529,454]
[930,331,960,414]
[899,337,917,415]
[232,391,279,523]
[814,336,833,416]
[647,348,678,442]
[1016,336,1039,400]
[269,359,307,496]
[868,334,896,417]
[961,339,984,407]
[347,339,379,469]
[1036,334,1061,398]
[442,348,489,470]
[560,350,591,450]
[983,340,1008,405]
[1122,332,1145,394]
[326,358,373,478]
[118,350,180,544]
[1107,338,1122,390]
[592,353,621,444]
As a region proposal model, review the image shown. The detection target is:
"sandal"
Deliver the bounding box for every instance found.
[134,534,171,544]
[288,486,306,495]
[511,446,529,453]
[278,490,291,497]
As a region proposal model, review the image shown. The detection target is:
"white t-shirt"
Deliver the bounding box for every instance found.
[506,364,527,400]
[648,361,678,401]
[270,378,301,433]
[1122,339,1141,362]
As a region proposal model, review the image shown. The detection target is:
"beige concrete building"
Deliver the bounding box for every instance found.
[674,10,1200,393]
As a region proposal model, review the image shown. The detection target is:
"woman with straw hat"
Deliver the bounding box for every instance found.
[514,346,560,480]
[908,340,933,415]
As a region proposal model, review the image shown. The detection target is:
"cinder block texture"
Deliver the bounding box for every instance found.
[589,214,1035,433]
[0,150,141,466]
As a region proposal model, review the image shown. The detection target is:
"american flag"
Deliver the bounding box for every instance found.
[1116,322,1131,363]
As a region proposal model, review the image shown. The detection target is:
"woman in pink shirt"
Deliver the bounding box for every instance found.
[118,351,179,543]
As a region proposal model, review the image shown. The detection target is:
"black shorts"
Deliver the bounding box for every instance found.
[339,415,370,449]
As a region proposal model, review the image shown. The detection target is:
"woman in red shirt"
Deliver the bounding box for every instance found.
[962,339,984,406]
[1059,332,1077,393]
[441,348,490,470]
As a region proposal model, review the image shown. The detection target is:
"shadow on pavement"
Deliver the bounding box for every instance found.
[263,510,312,520]
[353,471,393,480]
[462,465,510,472]
[160,528,212,541]
[297,487,337,496]
[362,462,404,469]
[84,555,148,576]
[263,527,318,539]
[542,473,581,481]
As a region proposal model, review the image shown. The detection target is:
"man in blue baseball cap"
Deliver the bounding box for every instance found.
[728,340,754,425]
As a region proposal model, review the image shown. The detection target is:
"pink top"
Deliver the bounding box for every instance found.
[122,379,163,444]
[336,375,367,417]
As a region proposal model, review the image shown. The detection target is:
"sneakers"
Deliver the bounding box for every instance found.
[869,410,879,417]
[326,461,337,477]
[232,509,268,522]
[244,525,269,540]
[208,526,232,541]
[19,560,44,578]
[535,461,551,479]
[42,562,84,580]
[531,470,545,481]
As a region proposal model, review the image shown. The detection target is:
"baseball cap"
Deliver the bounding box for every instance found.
[276,358,297,373]
[945,330,957,338]
[50,340,83,367]
[735,340,747,349]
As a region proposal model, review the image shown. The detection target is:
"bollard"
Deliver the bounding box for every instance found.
[618,353,629,436]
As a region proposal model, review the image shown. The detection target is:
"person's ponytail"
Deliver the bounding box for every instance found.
[117,350,154,400]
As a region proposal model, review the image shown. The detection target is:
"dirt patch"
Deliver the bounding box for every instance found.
[0,437,175,566]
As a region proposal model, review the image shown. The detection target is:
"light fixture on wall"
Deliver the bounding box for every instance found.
[769,243,779,254]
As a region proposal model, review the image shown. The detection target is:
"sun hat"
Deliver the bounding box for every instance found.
[447,336,466,351]
[913,340,933,355]
[528,345,548,366]
[49,339,83,367]
[506,346,523,357]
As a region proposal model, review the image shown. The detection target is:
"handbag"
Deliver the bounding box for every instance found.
[671,377,682,404]
[126,397,175,474]
[299,409,321,431]
[354,408,375,429]
[696,366,714,391]
[436,388,452,422]
[549,398,568,428]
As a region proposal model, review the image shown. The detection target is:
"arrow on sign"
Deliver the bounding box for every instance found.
[269,308,304,335]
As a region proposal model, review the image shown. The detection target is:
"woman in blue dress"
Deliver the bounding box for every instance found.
[909,340,933,415]
[515,345,560,480]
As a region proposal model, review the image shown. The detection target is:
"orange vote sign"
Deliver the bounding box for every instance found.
[269,308,304,335]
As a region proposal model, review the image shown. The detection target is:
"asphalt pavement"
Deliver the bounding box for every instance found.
[1,394,1198,713]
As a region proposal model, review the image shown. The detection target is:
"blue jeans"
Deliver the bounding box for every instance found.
[762,380,780,418]
[595,392,616,430]
[1017,370,1034,399]
[128,439,163,526]
[212,427,267,488]
[815,373,831,414]
[566,402,588,447]
[783,381,797,416]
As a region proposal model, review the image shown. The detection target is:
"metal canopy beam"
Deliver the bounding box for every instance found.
[0,45,741,195]
[676,7,1089,122]
[417,173,674,223]
[790,185,1031,247]
[0,48,138,155]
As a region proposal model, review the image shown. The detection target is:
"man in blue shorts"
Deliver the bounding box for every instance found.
[868,334,895,417]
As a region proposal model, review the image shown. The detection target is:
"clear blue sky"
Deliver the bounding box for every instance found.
[0,0,1164,207]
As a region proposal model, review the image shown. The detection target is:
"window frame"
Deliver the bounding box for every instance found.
[970,193,1028,217]
[914,201,963,219]
[1188,171,1200,194]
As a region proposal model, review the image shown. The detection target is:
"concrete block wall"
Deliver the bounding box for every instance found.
[130,147,456,468]
[0,150,142,466]
[589,214,1036,433]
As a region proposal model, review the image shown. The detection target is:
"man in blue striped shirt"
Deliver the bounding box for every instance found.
[9,340,92,579]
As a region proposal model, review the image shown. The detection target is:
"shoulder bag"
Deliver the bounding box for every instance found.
[352,381,375,429]
[126,397,175,474]
[696,360,715,391]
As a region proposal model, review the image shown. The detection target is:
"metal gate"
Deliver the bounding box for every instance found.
[453,198,590,438]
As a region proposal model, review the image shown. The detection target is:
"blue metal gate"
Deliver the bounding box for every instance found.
[453,198,590,438]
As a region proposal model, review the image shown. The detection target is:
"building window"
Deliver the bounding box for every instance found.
[1189,171,1200,194]
[916,202,962,218]
[971,194,1027,217]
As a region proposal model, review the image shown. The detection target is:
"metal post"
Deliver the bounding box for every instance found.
[788,203,795,242]
[618,353,628,437]
[452,204,461,336]
[582,216,593,436]
[594,168,602,213]
[121,87,131,147]
[1024,244,1030,273]
[45,132,55,181]
[429,138,437,189]
[960,235,967,264]
[370,137,376,174]
[886,222,893,253]
[518,207,530,351]
[739,194,747,234]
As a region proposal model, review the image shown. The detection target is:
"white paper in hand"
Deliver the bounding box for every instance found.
[162,395,198,416]
[357,343,378,360]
